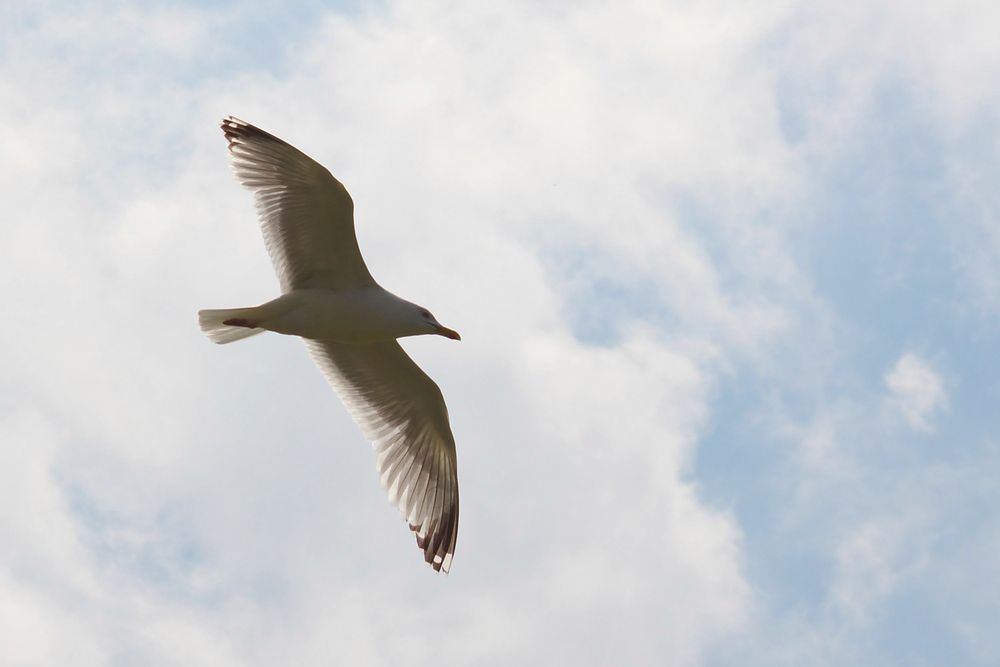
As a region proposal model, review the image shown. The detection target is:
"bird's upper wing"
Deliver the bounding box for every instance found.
[222,116,375,291]
[304,339,460,572]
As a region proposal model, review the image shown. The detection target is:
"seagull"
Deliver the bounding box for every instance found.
[199,117,461,573]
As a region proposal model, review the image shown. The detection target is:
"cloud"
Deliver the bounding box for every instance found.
[884,353,947,432]
[1,1,767,664]
[2,0,999,665]
[831,512,929,623]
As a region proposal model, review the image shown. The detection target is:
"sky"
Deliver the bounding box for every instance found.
[1,1,998,665]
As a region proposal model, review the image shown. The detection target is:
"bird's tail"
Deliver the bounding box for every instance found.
[198,307,266,344]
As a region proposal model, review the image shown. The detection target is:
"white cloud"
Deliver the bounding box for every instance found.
[2,0,999,665]
[831,513,929,623]
[1,2,772,664]
[884,353,947,432]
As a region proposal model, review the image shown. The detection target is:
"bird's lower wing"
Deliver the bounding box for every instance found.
[304,339,459,572]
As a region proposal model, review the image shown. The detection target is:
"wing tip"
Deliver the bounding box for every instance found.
[409,508,458,574]
[221,116,248,147]
[220,116,290,150]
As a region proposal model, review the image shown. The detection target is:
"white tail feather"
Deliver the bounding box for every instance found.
[198,307,265,344]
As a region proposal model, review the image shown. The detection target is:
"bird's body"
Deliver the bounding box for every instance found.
[202,287,457,343]
[199,117,461,572]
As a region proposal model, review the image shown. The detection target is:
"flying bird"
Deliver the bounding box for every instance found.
[199,117,461,573]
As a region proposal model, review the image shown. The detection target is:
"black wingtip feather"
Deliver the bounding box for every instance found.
[409,508,458,574]
[220,116,293,150]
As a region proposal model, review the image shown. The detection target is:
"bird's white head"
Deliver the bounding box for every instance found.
[414,304,461,341]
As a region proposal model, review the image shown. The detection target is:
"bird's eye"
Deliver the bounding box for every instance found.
[420,310,431,319]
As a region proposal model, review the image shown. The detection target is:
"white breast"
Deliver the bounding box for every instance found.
[256,288,408,343]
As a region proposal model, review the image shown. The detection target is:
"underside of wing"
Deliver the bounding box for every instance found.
[305,339,460,573]
[222,117,375,291]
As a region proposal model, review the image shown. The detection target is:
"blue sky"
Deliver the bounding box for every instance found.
[1,1,998,665]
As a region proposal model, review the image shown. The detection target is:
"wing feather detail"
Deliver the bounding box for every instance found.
[221,116,375,291]
[304,339,459,573]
